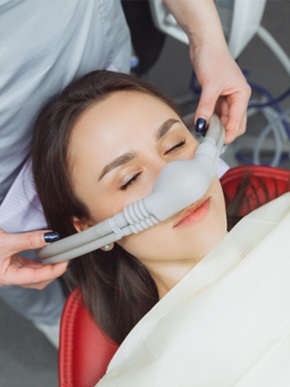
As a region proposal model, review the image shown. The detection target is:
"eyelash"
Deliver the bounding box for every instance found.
[164,140,186,155]
[120,172,142,190]
[120,140,186,190]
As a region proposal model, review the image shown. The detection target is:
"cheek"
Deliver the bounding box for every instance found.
[117,223,171,261]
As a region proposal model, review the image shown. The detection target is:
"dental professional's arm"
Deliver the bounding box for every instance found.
[0,228,68,289]
[163,0,251,144]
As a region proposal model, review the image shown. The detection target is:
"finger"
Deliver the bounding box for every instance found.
[1,229,59,256]
[20,275,65,290]
[214,97,229,126]
[214,95,247,144]
[30,283,52,290]
[21,279,55,290]
[194,85,220,131]
[223,92,250,144]
[4,256,68,287]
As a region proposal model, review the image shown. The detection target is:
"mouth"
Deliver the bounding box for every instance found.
[173,197,211,228]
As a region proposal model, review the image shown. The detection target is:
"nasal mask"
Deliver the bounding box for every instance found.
[39,115,225,264]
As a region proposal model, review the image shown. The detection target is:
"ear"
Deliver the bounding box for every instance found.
[72,216,94,233]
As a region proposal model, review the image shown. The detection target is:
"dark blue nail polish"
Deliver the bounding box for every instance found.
[44,231,60,243]
[195,118,207,135]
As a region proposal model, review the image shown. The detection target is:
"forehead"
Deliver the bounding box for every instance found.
[80,89,176,122]
[68,90,180,169]
[71,90,179,143]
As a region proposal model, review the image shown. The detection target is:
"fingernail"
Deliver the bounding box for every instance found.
[195,118,207,134]
[44,231,60,243]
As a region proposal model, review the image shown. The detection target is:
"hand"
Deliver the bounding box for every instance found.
[191,43,252,144]
[0,228,68,289]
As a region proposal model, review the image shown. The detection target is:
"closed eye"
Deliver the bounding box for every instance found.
[120,172,142,190]
[164,140,186,155]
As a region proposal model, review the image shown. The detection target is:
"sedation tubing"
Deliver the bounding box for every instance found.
[39,115,225,264]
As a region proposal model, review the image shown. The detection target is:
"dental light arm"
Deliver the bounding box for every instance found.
[39,115,225,264]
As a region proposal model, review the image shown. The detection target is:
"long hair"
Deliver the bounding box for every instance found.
[32,70,182,344]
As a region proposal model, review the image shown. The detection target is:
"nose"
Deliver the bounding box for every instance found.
[141,155,168,197]
[153,157,168,180]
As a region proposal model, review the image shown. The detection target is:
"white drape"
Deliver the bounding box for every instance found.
[98,193,290,386]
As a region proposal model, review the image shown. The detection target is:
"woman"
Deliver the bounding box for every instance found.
[32,69,227,338]
[32,71,290,386]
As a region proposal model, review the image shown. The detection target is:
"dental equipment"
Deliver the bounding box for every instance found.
[39,115,225,264]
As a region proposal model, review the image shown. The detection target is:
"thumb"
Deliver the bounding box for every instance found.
[194,87,219,133]
[1,229,60,256]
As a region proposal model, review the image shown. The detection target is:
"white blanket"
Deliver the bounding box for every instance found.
[97,193,290,387]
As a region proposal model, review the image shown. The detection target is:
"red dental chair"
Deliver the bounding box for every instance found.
[58,287,118,387]
[58,165,290,387]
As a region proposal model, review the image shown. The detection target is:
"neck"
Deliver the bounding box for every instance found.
[146,257,203,299]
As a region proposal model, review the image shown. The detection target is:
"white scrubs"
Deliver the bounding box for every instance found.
[0,0,130,203]
[0,0,131,325]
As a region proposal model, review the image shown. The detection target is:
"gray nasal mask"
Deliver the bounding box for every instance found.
[39,115,225,264]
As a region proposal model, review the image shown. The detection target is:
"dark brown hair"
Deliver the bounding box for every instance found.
[32,70,182,344]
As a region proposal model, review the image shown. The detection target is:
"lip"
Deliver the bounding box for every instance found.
[173,197,211,228]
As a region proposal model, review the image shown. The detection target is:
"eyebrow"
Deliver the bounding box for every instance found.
[98,152,137,181]
[155,118,180,141]
[98,118,180,181]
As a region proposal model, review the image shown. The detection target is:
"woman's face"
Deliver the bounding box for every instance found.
[69,91,227,279]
